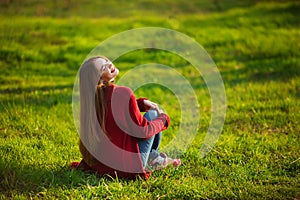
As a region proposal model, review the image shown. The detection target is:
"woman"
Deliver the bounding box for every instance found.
[70,56,180,180]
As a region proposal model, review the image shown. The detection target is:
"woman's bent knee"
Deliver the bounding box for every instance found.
[144,109,158,121]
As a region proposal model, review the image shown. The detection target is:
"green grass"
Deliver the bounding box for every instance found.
[1,0,300,199]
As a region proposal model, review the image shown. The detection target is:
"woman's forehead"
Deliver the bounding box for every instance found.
[95,57,108,66]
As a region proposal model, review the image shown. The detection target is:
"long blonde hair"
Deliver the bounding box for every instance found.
[95,76,112,134]
[78,55,110,166]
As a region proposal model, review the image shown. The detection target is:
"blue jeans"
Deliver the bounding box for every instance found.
[138,110,162,167]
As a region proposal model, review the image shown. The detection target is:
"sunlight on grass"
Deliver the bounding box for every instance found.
[0,0,299,199]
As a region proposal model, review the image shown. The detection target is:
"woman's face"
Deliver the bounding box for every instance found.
[97,57,119,82]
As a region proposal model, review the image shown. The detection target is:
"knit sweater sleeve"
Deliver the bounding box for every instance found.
[113,86,170,139]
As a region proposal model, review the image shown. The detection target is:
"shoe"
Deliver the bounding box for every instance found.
[148,152,181,170]
[159,153,181,167]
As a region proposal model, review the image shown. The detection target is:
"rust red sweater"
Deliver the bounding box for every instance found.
[73,84,170,180]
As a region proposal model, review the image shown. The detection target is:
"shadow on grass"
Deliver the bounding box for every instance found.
[0,157,94,198]
[0,0,264,18]
[219,56,300,86]
[0,84,74,95]
[0,84,74,109]
[184,55,299,99]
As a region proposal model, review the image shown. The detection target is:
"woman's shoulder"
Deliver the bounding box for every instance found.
[113,85,133,95]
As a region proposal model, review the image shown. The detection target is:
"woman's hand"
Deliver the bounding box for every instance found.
[144,100,164,114]
[144,99,158,110]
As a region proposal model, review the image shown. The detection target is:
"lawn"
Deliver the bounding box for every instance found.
[0,0,299,199]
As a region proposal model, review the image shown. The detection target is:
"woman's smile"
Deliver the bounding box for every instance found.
[111,66,115,73]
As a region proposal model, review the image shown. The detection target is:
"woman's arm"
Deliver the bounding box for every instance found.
[129,94,170,139]
[113,87,170,139]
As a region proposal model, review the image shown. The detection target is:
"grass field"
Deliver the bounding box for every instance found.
[0,0,299,199]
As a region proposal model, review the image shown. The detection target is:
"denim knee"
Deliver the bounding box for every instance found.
[144,109,158,121]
